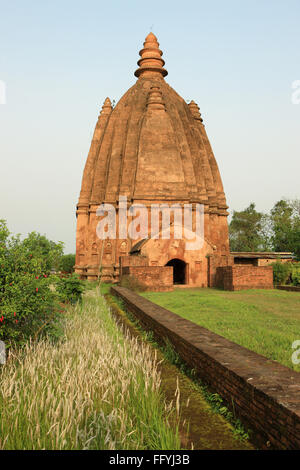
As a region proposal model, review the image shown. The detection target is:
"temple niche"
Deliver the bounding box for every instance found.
[75,32,233,288]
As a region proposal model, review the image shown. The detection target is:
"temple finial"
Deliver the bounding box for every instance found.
[188,100,203,122]
[134,33,168,79]
[100,97,112,116]
[147,86,165,111]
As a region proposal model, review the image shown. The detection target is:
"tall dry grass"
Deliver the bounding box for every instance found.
[0,289,181,450]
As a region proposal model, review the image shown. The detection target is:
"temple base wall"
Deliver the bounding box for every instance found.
[215,265,273,291]
[122,266,173,292]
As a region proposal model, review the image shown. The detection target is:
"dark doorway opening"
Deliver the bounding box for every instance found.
[166,258,186,284]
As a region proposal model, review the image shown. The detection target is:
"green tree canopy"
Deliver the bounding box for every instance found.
[269,199,300,259]
[229,199,300,259]
[22,232,64,272]
[60,254,75,273]
[229,203,270,252]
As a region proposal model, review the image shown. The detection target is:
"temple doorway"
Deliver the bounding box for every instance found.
[165,259,187,284]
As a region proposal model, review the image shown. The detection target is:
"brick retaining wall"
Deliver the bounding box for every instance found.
[276,285,300,292]
[122,266,173,291]
[111,286,300,449]
[216,265,273,290]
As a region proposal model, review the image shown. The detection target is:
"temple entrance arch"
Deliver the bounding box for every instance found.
[165,258,187,285]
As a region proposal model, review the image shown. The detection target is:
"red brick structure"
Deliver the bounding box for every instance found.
[231,252,294,266]
[75,33,273,291]
[122,266,173,292]
[216,265,273,291]
[75,32,230,285]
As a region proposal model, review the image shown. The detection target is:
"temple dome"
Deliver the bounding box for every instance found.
[78,33,228,214]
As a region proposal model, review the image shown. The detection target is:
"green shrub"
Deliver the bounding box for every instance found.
[59,254,75,273]
[54,274,85,304]
[272,261,300,286]
[22,232,64,272]
[291,264,300,286]
[271,261,292,285]
[0,220,63,348]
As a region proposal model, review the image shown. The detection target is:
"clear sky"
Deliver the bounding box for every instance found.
[0,0,299,253]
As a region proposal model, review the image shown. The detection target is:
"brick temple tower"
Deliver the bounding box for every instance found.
[75,33,230,286]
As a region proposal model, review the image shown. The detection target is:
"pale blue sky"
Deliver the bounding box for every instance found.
[0,0,299,252]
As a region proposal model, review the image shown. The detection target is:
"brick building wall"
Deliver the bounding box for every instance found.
[122,266,173,291]
[216,265,273,291]
[119,255,149,272]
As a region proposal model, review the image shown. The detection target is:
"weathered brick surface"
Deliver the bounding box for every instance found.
[111,286,300,449]
[75,33,230,284]
[119,255,149,272]
[122,266,173,291]
[216,265,273,290]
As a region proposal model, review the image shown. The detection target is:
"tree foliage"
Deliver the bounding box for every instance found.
[272,261,300,286]
[229,203,269,251]
[54,273,84,304]
[22,232,64,272]
[269,199,300,259]
[59,254,75,273]
[229,199,300,259]
[0,221,83,348]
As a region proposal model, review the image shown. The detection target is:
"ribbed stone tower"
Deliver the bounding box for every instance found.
[75,33,230,285]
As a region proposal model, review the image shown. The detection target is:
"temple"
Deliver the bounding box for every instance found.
[75,33,273,290]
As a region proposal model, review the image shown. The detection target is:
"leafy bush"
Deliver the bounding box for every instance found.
[271,262,292,285]
[0,221,65,348]
[22,232,64,272]
[271,261,300,286]
[54,274,85,304]
[0,221,83,348]
[59,254,75,273]
[291,264,300,286]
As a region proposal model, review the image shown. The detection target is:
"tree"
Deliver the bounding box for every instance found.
[229,199,300,258]
[229,203,270,252]
[269,200,293,251]
[60,254,75,273]
[22,232,64,272]
[269,199,300,259]
[290,200,300,260]
[0,221,62,347]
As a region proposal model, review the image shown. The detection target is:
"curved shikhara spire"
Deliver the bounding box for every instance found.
[75,33,230,282]
[135,32,168,78]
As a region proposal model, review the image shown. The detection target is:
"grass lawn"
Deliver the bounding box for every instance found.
[141,288,300,372]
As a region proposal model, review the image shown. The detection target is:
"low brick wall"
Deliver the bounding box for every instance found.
[216,265,273,290]
[111,286,300,449]
[276,285,300,292]
[122,266,173,291]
